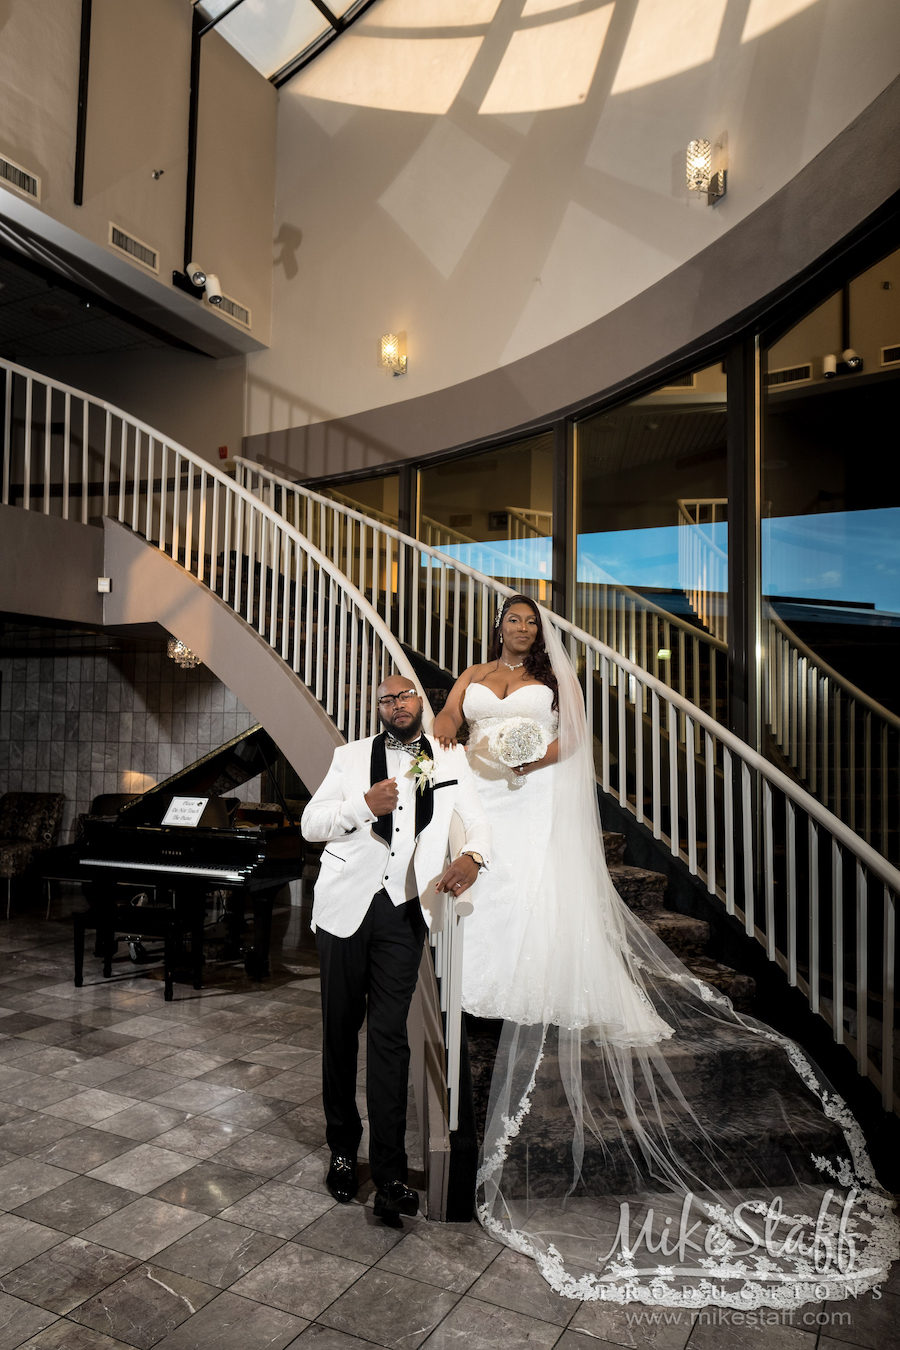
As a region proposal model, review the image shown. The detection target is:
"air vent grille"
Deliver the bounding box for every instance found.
[0,153,40,201]
[108,223,158,273]
[217,294,251,329]
[661,373,695,389]
[881,344,900,367]
[767,364,812,387]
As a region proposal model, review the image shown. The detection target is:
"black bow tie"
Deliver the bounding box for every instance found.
[385,732,422,758]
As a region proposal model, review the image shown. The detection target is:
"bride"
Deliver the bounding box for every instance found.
[432,594,898,1308]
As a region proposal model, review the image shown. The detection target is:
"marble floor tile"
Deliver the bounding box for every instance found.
[0,1215,64,1277]
[284,1327,373,1350]
[242,1046,318,1072]
[150,1161,261,1216]
[11,1048,86,1076]
[151,1051,232,1080]
[0,1112,81,1157]
[689,1321,815,1349]
[195,1061,282,1091]
[214,1133,310,1178]
[318,1268,458,1350]
[298,1205,407,1266]
[103,1041,174,1069]
[198,1033,281,1060]
[14,1316,123,1349]
[467,1248,573,1327]
[232,1241,367,1320]
[568,1297,693,1347]
[30,1128,136,1174]
[255,1073,324,1106]
[0,1044,38,1067]
[0,1290,57,1349]
[42,1088,139,1125]
[420,1297,561,1349]
[51,1058,133,1088]
[0,1237,139,1314]
[64,1031,140,1056]
[0,1014,54,1036]
[0,1157,76,1209]
[92,1102,188,1142]
[88,1143,196,1194]
[219,1179,334,1238]
[154,1217,283,1288]
[105,1017,180,1041]
[276,1148,333,1197]
[70,1263,217,1349]
[259,1102,327,1146]
[151,1289,306,1350]
[150,1117,252,1161]
[206,1094,295,1130]
[149,1082,241,1114]
[377,1221,500,1294]
[79,1197,208,1260]
[13,1175,139,1234]
[102,1069,190,1102]
[0,1076,76,1110]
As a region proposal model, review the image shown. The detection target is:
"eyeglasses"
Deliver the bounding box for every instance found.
[377,689,418,708]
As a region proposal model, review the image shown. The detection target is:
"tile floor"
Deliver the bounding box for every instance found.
[0,891,896,1350]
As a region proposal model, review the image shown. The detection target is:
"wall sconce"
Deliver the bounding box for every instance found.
[167,638,201,669]
[381,333,407,376]
[686,139,726,204]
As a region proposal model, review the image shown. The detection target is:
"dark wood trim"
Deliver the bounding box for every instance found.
[183,6,204,272]
[726,334,763,751]
[73,0,93,206]
[551,420,572,620]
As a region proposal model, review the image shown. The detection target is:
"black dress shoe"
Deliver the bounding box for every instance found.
[326,1154,358,1203]
[373,1180,419,1226]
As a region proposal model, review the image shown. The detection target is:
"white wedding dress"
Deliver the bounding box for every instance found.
[454,625,899,1309]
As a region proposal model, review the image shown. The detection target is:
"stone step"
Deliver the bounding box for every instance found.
[679,957,755,1013]
[602,831,626,866]
[644,911,710,960]
[608,863,668,915]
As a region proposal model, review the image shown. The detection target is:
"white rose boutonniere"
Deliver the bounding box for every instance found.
[408,748,437,794]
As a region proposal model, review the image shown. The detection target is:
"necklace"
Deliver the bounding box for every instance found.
[499,658,524,671]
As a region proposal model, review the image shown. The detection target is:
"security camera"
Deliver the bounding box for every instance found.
[842,348,863,371]
[204,273,223,306]
[186,261,207,288]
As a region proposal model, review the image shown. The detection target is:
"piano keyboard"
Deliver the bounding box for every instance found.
[80,858,246,883]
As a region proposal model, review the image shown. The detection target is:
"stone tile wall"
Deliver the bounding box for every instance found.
[0,625,260,843]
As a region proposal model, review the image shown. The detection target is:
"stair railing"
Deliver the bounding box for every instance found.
[0,356,467,1141]
[240,455,900,1114]
[236,458,729,723]
[677,497,728,645]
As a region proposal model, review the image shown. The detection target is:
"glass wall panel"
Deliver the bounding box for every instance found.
[762,247,900,860]
[418,433,553,603]
[575,363,727,718]
[320,474,399,527]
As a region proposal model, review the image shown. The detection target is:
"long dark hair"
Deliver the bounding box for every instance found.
[491,594,558,709]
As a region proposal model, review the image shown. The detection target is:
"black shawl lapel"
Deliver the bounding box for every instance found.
[370,733,392,847]
[414,734,435,837]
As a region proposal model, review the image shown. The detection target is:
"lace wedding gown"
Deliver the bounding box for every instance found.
[456,635,899,1309]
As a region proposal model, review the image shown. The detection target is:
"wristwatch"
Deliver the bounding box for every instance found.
[462,852,485,870]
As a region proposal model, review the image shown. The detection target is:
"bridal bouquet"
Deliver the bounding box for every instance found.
[488,717,548,771]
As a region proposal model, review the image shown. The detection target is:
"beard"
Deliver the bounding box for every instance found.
[379,707,424,742]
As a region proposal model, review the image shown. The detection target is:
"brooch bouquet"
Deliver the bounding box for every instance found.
[408,748,437,795]
[487,717,549,781]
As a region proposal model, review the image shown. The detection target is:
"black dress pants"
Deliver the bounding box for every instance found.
[316,889,426,1189]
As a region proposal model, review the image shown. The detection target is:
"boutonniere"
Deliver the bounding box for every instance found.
[408,749,436,795]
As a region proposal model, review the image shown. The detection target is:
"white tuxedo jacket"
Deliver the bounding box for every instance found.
[301,733,491,938]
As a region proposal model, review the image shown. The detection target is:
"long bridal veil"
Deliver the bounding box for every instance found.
[476,612,899,1307]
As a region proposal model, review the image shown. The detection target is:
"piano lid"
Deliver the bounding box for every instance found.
[118,725,282,826]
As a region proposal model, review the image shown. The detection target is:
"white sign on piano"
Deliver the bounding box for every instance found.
[161,797,209,828]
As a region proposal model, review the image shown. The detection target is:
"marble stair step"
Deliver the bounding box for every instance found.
[608,863,668,915]
[643,911,710,960]
[602,831,627,866]
[679,957,755,1012]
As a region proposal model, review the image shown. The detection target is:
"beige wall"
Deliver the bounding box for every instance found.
[246,0,900,441]
[0,0,275,347]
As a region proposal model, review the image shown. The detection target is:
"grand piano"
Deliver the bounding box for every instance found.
[43,726,306,996]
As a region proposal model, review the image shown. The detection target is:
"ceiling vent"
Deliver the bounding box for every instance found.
[108,223,158,273]
[766,363,812,387]
[216,293,251,329]
[660,373,695,389]
[0,152,41,202]
[881,344,900,367]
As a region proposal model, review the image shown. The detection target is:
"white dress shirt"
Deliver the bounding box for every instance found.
[356,742,420,904]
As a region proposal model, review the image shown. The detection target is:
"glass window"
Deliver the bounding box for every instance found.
[418,433,553,603]
[319,475,399,527]
[575,364,727,708]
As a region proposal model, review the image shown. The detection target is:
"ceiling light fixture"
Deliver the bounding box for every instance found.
[167,638,201,669]
[686,139,726,204]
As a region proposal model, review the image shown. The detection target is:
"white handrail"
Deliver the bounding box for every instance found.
[238,454,900,1114]
[0,356,469,1134]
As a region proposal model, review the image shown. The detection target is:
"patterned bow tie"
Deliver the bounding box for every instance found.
[385,732,422,758]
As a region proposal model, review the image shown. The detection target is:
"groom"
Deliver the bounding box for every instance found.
[301,674,490,1225]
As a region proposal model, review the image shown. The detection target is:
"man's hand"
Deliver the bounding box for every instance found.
[365,778,398,817]
[435,854,479,895]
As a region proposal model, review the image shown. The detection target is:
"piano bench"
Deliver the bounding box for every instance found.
[74,903,204,1002]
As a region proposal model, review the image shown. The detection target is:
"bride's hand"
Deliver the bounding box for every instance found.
[436,734,457,751]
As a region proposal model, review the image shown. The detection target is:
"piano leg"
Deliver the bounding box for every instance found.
[74,912,86,987]
[245,890,274,981]
[192,913,204,991]
[163,916,176,1001]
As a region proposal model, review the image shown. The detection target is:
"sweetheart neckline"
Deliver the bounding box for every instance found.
[465,682,550,704]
